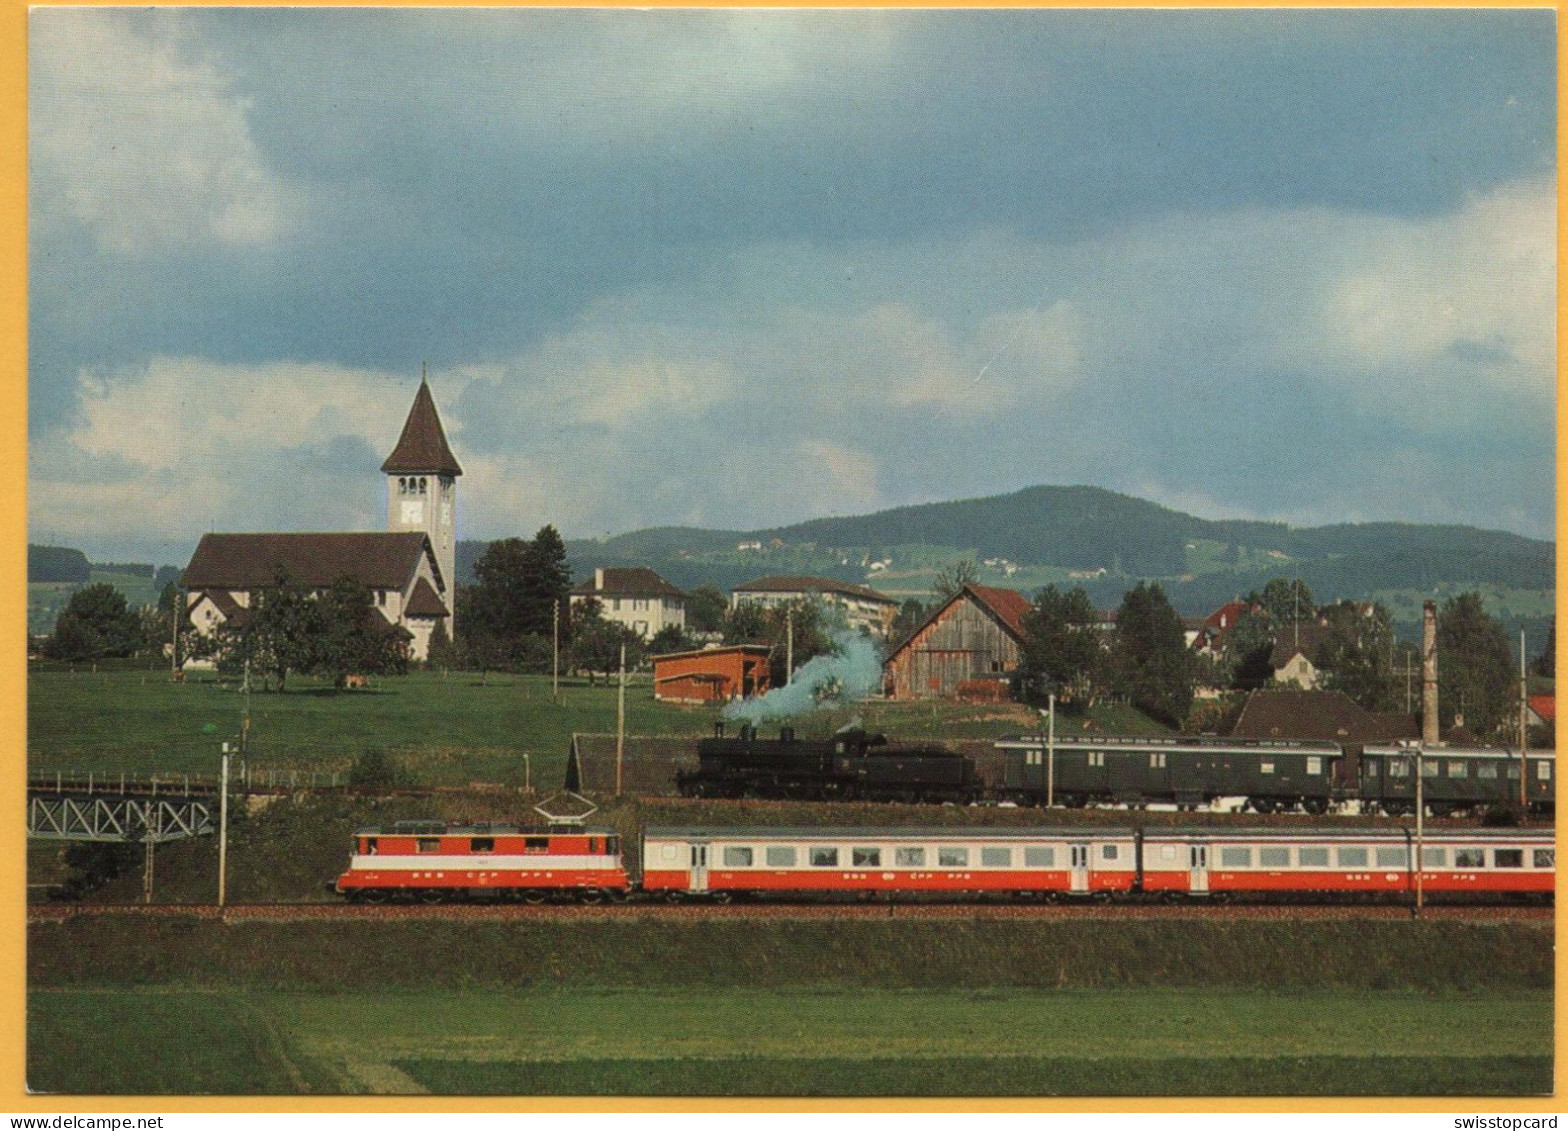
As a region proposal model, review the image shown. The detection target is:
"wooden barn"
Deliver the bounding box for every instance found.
[651,645,773,704]
[882,584,1032,700]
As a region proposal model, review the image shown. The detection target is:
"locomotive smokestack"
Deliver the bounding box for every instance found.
[1422,600,1439,746]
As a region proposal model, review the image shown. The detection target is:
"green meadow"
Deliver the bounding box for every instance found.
[28,986,1551,1096]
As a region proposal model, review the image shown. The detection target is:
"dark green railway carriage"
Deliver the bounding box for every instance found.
[991,736,1340,813]
[1359,745,1555,817]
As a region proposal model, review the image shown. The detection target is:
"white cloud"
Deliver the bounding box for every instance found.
[1294,176,1556,413]
[30,10,300,253]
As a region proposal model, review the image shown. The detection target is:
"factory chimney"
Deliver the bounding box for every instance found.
[1421,600,1439,746]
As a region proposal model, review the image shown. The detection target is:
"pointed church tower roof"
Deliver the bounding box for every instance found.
[381,378,463,476]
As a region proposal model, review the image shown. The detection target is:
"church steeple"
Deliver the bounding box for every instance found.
[385,371,460,631]
[382,369,463,478]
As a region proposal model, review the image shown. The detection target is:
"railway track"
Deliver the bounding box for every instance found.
[27,901,1552,923]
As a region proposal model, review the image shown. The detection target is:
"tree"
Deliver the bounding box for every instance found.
[1531,619,1555,679]
[308,578,409,688]
[1316,600,1398,713]
[1224,608,1275,690]
[931,559,979,604]
[1107,582,1193,727]
[45,583,143,661]
[461,526,572,670]
[648,623,693,655]
[1247,578,1315,626]
[685,584,729,634]
[889,597,929,643]
[568,601,645,684]
[723,597,834,687]
[1436,592,1515,738]
[1017,585,1102,707]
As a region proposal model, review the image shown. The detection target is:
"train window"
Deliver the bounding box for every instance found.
[470,838,495,853]
[1087,752,1105,768]
[1375,847,1408,868]
[1365,761,1378,777]
[661,844,680,863]
[981,847,1012,868]
[1298,847,1329,868]
[1453,848,1486,868]
[1307,757,1322,775]
[1388,760,1407,779]
[1493,849,1524,869]
[1507,765,1520,780]
[1024,847,1056,868]
[1422,848,1446,868]
[810,847,839,867]
[417,838,440,854]
[723,847,753,868]
[852,847,881,867]
[1537,762,1552,780]
[1421,761,1439,778]
[1101,845,1119,862]
[1478,764,1498,779]
[606,836,619,855]
[1534,849,1554,868]
[1260,762,1275,775]
[938,847,969,867]
[1158,846,1177,862]
[363,838,379,855]
[1149,753,1166,769]
[1336,847,1368,868]
[1447,761,1468,778]
[524,838,550,855]
[1220,847,1251,868]
[1259,848,1289,868]
[766,846,797,867]
[895,847,926,867]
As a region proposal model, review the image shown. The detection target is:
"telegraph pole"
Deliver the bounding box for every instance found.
[552,599,561,703]
[1046,692,1056,808]
[217,743,231,908]
[616,643,626,796]
[170,586,181,681]
[786,607,794,684]
[1519,630,1529,811]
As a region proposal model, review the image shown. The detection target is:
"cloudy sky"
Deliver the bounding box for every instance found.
[28,9,1556,565]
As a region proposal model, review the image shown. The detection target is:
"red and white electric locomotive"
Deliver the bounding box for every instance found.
[332,820,630,903]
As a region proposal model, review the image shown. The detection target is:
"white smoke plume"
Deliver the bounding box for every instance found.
[721,631,883,724]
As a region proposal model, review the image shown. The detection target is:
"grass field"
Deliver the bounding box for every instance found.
[28,986,1552,1096]
[26,668,1061,783]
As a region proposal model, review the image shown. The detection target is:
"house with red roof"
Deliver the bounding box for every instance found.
[882,583,1032,700]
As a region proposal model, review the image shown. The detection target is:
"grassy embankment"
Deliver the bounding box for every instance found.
[28,668,1095,784]
[27,916,1554,1096]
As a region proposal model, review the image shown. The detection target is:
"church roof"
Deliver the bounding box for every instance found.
[183,532,441,592]
[403,576,450,618]
[381,380,462,476]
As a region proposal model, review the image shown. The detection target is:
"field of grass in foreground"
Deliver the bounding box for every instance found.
[27,668,1053,783]
[28,986,1552,1096]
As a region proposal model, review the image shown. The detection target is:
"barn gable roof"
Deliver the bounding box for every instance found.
[381,380,463,477]
[885,583,1031,662]
[184,532,440,593]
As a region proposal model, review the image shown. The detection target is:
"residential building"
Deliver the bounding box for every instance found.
[570,567,686,640]
[731,575,900,637]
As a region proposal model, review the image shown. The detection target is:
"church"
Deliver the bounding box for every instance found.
[181,378,461,662]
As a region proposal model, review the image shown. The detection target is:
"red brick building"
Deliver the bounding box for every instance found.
[652,645,773,704]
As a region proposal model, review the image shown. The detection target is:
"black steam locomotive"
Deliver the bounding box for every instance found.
[675,723,982,804]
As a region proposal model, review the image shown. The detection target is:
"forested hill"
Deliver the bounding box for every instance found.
[524,485,1553,624]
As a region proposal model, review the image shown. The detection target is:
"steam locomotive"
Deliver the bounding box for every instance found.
[674,723,982,804]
